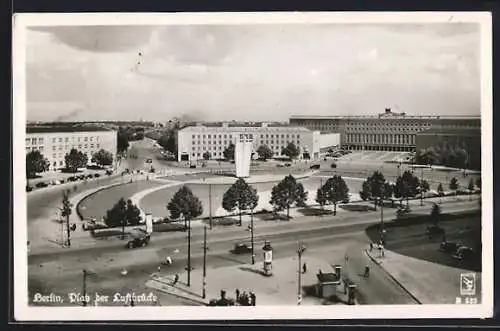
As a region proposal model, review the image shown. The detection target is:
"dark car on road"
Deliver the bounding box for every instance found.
[330,162,337,168]
[453,246,475,261]
[35,182,48,188]
[125,228,151,249]
[146,158,153,164]
[310,164,320,170]
[26,185,33,192]
[439,241,462,254]
[231,243,252,254]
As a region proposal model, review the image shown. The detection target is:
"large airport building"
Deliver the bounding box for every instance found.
[26,126,117,171]
[289,108,481,153]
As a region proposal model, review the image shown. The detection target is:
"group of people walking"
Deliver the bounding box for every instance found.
[235,289,256,306]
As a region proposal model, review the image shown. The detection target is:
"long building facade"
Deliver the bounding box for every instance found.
[178,123,321,162]
[26,126,117,171]
[289,108,481,152]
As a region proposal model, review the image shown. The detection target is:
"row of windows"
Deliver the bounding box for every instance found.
[25,136,101,145]
[26,146,44,152]
[345,134,416,145]
[190,133,302,139]
[51,143,100,151]
[191,151,283,158]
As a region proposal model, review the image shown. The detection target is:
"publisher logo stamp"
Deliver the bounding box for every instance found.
[460,273,476,296]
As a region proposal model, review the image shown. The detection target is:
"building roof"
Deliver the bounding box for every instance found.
[180,125,311,133]
[26,126,115,134]
[290,114,481,121]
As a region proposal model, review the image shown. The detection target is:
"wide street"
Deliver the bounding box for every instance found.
[27,137,482,306]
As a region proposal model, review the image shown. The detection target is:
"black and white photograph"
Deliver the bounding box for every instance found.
[13,12,493,320]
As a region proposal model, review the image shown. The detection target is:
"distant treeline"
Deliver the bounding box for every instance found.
[28,121,155,127]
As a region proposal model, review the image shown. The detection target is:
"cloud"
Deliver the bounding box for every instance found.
[25,23,481,122]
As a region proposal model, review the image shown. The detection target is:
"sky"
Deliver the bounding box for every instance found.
[25,23,481,122]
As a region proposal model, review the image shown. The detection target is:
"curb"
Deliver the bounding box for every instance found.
[364,249,422,304]
[147,279,208,306]
[75,181,128,221]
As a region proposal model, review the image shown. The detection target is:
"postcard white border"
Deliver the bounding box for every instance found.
[13,11,493,321]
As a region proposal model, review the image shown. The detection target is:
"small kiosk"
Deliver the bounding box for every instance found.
[262,240,273,276]
[315,265,342,299]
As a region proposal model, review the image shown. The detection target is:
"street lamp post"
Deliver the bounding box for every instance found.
[250,208,256,264]
[420,168,424,206]
[208,184,213,230]
[187,217,192,287]
[297,243,306,305]
[202,226,208,299]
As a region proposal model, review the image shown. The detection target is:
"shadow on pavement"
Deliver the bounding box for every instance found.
[340,204,375,212]
[212,254,247,266]
[297,208,333,217]
[238,266,266,276]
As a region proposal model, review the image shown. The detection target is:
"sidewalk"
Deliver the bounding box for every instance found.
[365,248,481,304]
[146,257,353,306]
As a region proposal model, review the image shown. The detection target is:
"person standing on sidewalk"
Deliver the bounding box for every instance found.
[364,265,370,278]
[302,262,307,274]
[235,289,240,302]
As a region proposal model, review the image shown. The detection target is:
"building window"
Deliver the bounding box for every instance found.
[52,138,56,143]
[78,145,82,149]
[52,153,56,158]
[90,144,94,148]
[25,138,30,145]
[26,147,30,152]
[78,137,81,142]
[96,144,100,148]
[65,137,69,142]
[84,137,88,142]
[59,138,62,142]
[39,146,44,152]
[59,161,63,166]
[38,138,44,144]
[58,146,62,150]
[52,146,56,151]
[31,138,37,145]
[84,144,88,149]
[90,137,94,142]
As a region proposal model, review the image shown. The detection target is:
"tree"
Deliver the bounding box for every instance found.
[281,142,300,160]
[203,151,211,161]
[222,178,259,226]
[430,203,441,226]
[104,198,127,229]
[223,143,235,160]
[61,190,72,247]
[92,149,113,167]
[117,129,130,154]
[418,147,438,166]
[126,199,142,225]
[437,183,444,196]
[449,177,459,193]
[269,175,308,219]
[319,175,350,215]
[420,179,430,202]
[256,145,274,161]
[166,185,203,287]
[64,148,88,173]
[167,185,204,229]
[158,132,178,157]
[315,186,328,210]
[454,148,469,172]
[363,171,386,210]
[26,150,49,179]
[359,180,371,201]
[467,178,475,200]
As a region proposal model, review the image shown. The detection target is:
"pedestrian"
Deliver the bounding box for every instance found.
[345,254,349,264]
[344,280,348,294]
[302,262,307,274]
[247,292,252,306]
[235,289,240,302]
[364,265,370,278]
[252,292,256,306]
[173,273,179,285]
[369,242,373,251]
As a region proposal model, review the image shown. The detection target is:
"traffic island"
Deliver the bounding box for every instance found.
[146,256,355,306]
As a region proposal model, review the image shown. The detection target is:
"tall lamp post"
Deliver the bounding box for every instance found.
[420,167,424,206]
[187,216,192,287]
[380,185,385,246]
[202,226,208,299]
[297,243,306,305]
[250,208,255,265]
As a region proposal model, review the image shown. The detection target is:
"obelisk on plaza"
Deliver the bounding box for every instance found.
[235,133,253,178]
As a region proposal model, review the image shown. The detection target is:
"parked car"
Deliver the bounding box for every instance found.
[284,163,292,167]
[82,219,108,231]
[35,182,48,188]
[26,185,33,192]
[189,165,197,169]
[146,158,153,163]
[68,176,77,182]
[330,162,337,169]
[94,173,101,178]
[453,246,475,260]
[276,164,284,168]
[231,243,252,254]
[310,164,320,170]
[105,170,113,176]
[439,241,462,254]
[125,228,151,249]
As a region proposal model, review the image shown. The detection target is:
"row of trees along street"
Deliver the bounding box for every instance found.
[359,170,481,210]
[26,148,114,179]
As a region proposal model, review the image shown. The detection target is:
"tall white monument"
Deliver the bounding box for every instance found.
[235,133,253,178]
